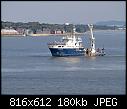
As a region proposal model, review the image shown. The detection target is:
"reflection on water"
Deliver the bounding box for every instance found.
[60,57,81,64]
[85,56,96,60]
[50,56,81,64]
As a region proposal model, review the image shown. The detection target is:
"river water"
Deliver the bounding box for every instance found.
[2,30,126,95]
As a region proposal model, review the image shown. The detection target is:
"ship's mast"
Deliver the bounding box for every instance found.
[88,24,96,54]
[73,25,76,41]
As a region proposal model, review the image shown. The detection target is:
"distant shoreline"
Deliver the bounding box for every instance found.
[1,29,125,37]
[30,33,86,36]
[1,33,85,37]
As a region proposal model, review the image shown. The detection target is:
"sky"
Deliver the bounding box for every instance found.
[1,1,126,24]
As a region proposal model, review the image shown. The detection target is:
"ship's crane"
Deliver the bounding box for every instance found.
[86,24,106,56]
[88,24,96,54]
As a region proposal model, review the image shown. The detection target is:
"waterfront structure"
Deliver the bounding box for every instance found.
[1,28,19,35]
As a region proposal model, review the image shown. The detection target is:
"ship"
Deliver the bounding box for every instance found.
[48,24,105,57]
[48,25,86,56]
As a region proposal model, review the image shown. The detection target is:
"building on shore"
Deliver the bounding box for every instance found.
[16,28,25,35]
[42,28,51,34]
[1,28,19,35]
[50,29,65,34]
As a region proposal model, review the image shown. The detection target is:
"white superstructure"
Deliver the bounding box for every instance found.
[48,25,84,49]
[48,25,85,56]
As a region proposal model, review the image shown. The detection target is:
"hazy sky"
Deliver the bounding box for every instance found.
[1,1,125,24]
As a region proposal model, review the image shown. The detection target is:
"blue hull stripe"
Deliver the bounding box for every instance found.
[49,48,85,56]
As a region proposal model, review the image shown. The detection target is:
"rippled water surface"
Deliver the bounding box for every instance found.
[2,30,125,95]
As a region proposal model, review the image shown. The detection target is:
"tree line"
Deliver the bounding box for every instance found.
[2,21,117,33]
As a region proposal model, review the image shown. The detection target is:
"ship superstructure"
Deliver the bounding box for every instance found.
[48,25,85,56]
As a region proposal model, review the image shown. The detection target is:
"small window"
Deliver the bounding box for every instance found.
[58,46,61,47]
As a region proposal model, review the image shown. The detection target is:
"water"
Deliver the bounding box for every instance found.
[2,30,125,95]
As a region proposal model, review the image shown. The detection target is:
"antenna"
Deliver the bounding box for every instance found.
[72,24,76,40]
